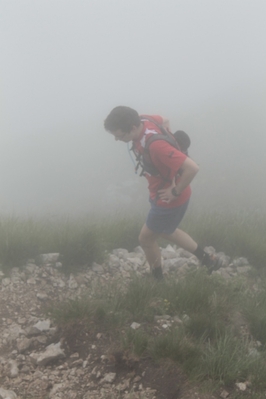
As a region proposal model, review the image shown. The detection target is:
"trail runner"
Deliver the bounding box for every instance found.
[104,106,225,279]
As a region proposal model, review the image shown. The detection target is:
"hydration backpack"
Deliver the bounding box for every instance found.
[132,116,190,180]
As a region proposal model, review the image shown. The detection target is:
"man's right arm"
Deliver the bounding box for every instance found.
[157,156,199,203]
[173,157,199,196]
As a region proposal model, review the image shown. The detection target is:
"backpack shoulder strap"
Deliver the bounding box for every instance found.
[144,134,179,152]
[140,116,181,152]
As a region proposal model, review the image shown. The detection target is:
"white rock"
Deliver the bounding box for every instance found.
[164,258,188,270]
[173,316,183,325]
[38,253,60,264]
[116,378,130,391]
[176,248,194,258]
[220,390,229,398]
[56,279,66,288]
[108,254,120,268]
[27,278,37,285]
[235,382,247,391]
[17,317,26,324]
[214,269,231,279]
[187,257,199,266]
[70,352,79,358]
[5,324,25,343]
[161,245,177,260]
[9,360,19,378]
[68,275,78,289]
[0,388,17,399]
[203,246,216,255]
[127,251,143,258]
[30,342,65,366]
[130,322,141,330]
[36,335,48,344]
[1,278,11,286]
[101,372,116,383]
[17,337,32,352]
[126,258,143,270]
[112,248,129,259]
[233,257,249,267]
[25,264,37,273]
[92,262,104,273]
[49,383,65,397]
[154,315,171,321]
[134,246,145,254]
[37,293,48,301]
[34,319,51,332]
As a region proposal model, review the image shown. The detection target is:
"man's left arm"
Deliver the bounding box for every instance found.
[158,157,199,203]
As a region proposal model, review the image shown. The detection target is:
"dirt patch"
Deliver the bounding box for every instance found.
[60,321,218,399]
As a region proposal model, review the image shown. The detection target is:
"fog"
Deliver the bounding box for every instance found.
[1,0,266,216]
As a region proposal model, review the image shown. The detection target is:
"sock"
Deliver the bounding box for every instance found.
[193,245,205,261]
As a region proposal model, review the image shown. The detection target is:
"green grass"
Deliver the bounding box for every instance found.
[151,326,202,373]
[0,209,265,274]
[198,330,253,385]
[0,214,143,273]
[2,208,266,396]
[49,270,266,394]
[122,328,149,356]
[0,212,266,275]
[241,281,266,345]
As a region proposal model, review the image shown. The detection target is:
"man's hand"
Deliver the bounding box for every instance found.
[158,158,199,203]
[158,177,176,203]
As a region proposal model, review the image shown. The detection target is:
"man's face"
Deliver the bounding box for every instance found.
[111,128,134,143]
[110,124,142,143]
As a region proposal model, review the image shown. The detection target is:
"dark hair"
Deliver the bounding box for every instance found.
[104,106,141,133]
[173,130,191,153]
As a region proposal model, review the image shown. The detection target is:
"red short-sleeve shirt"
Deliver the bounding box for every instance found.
[133,115,191,208]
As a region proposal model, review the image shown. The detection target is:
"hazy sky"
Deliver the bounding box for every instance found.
[1,1,266,214]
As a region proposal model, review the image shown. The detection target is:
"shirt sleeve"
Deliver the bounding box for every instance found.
[149,140,187,180]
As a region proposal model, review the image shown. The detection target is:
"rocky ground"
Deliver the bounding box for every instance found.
[0,246,252,399]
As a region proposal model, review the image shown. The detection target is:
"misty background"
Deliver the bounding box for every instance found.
[1,0,266,217]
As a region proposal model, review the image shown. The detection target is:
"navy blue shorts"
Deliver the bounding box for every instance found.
[146,200,189,235]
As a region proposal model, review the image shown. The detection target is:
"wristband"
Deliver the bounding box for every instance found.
[171,187,180,197]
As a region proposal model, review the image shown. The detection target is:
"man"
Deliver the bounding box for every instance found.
[104,106,223,279]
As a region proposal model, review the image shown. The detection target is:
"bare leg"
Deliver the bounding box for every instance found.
[162,228,197,253]
[139,224,161,270]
